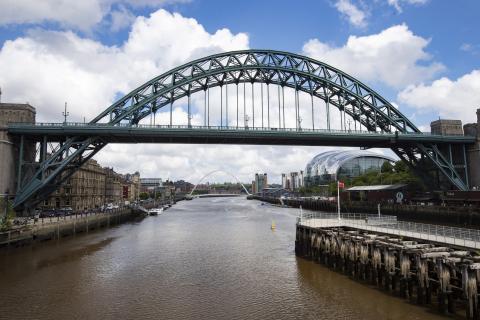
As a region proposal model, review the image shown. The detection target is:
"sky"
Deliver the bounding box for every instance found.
[0,0,479,184]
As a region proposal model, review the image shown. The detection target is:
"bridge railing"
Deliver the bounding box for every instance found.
[8,122,468,137]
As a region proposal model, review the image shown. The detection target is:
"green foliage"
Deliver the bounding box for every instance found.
[0,198,16,231]
[381,161,394,173]
[309,160,426,196]
[394,160,409,173]
[298,185,329,196]
[349,160,425,192]
[139,192,149,200]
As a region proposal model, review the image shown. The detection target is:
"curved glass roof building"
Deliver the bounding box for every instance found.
[304,150,396,186]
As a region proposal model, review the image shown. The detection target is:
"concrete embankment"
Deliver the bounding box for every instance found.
[250,195,480,227]
[0,208,143,248]
[296,224,480,319]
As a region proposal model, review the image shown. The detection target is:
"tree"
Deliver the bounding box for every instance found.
[394,160,408,173]
[381,161,394,173]
[349,160,426,192]
[0,198,15,231]
[139,192,149,200]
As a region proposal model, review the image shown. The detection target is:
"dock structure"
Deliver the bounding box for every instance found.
[296,213,480,319]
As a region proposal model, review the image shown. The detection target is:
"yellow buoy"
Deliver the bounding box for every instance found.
[271,220,276,230]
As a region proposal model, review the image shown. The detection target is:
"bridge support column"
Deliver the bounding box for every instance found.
[16,135,24,194]
[0,104,36,209]
[465,109,480,189]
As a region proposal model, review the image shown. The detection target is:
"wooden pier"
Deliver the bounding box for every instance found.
[296,214,480,319]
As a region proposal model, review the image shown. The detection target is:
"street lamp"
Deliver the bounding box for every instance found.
[3,190,9,223]
[62,102,69,124]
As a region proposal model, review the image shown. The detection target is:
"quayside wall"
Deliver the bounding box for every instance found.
[0,208,142,248]
[296,224,480,319]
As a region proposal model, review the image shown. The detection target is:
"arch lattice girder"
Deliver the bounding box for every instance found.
[392,143,468,191]
[91,50,418,134]
[13,50,468,211]
[417,143,468,189]
[13,137,106,209]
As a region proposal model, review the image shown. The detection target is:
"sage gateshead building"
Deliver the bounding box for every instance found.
[304,150,396,186]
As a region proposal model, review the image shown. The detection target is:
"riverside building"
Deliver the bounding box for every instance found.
[43,163,140,211]
[304,150,395,187]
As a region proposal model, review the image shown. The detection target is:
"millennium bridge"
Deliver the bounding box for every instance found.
[6,49,476,212]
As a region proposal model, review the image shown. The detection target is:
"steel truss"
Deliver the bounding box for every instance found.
[13,50,470,211]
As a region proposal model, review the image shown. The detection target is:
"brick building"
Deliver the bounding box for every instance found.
[44,159,106,211]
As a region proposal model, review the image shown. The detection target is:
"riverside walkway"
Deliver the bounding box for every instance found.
[299,212,480,250]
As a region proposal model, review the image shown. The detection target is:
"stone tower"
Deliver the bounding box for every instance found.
[464,109,480,189]
[0,103,36,200]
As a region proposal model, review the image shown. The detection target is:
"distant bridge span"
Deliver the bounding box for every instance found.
[7,49,474,212]
[189,170,251,196]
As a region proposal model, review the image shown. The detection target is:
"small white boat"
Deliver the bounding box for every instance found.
[148,207,164,216]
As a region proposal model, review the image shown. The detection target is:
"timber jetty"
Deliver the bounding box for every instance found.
[296,212,480,319]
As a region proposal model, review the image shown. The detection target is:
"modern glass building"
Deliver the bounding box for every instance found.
[304,150,396,186]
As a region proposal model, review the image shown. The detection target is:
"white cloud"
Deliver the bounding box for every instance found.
[0,9,249,122]
[334,0,368,28]
[109,5,136,32]
[460,43,480,56]
[387,0,429,13]
[461,43,473,52]
[0,0,189,31]
[0,0,103,30]
[398,69,480,123]
[302,24,444,88]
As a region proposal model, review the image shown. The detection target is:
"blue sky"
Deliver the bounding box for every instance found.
[0,0,479,182]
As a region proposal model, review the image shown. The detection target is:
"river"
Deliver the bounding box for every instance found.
[0,197,445,319]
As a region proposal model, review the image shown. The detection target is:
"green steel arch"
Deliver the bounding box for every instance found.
[91,49,419,133]
[12,49,469,211]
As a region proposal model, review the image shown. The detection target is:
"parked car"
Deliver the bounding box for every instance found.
[40,209,56,218]
[59,207,73,215]
[55,211,66,217]
[13,217,29,226]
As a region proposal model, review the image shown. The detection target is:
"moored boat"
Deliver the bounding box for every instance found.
[148,207,164,216]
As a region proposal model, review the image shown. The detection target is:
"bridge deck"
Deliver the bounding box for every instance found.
[194,194,245,198]
[299,213,480,250]
[7,123,475,147]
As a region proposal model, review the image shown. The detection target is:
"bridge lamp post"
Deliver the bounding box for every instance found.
[245,114,250,129]
[2,191,9,223]
[188,113,193,128]
[347,119,352,132]
[62,102,69,124]
[298,117,302,131]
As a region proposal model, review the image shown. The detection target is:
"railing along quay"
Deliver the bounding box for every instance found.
[299,212,480,250]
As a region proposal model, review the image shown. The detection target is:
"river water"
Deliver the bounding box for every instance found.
[0,197,445,320]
